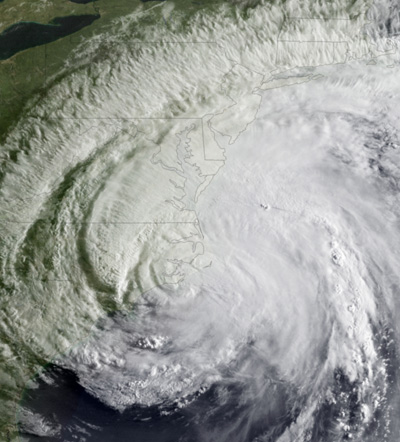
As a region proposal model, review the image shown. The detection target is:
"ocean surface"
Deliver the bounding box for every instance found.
[1,0,400,441]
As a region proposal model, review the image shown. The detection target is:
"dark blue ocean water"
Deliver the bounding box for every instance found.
[18,363,299,442]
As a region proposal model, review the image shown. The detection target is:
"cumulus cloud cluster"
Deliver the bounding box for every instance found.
[1,0,400,440]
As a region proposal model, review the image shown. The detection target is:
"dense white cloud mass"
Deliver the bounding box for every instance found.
[2,0,400,441]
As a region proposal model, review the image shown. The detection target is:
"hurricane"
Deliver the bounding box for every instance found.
[1,0,400,441]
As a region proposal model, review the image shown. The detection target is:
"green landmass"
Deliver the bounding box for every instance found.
[0,2,259,439]
[0,0,240,144]
[0,0,374,440]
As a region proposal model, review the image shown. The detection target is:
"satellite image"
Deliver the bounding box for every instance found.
[0,0,400,441]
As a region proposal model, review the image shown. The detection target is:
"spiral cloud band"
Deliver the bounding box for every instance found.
[1,0,400,441]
